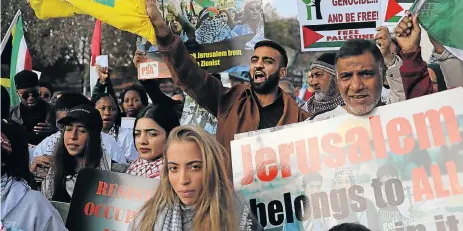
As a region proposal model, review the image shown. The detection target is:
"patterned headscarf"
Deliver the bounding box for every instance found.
[195,8,234,44]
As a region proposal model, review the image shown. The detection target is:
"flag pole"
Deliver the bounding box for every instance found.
[0,10,21,54]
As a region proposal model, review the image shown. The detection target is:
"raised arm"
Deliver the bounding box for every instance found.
[429,36,463,89]
[91,65,117,102]
[375,26,405,103]
[395,13,435,99]
[146,0,229,117]
[166,3,196,38]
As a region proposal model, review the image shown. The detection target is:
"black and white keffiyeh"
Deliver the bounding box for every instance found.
[195,17,234,44]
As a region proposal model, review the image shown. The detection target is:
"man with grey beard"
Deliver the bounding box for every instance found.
[311,14,426,119]
[303,53,345,120]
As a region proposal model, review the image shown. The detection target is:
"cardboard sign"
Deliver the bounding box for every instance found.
[231,88,463,230]
[297,0,381,51]
[96,55,108,68]
[66,168,160,230]
[120,117,135,130]
[138,61,159,80]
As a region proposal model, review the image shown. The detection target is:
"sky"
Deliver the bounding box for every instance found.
[264,0,299,18]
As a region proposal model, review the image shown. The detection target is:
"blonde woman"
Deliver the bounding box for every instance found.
[129,126,262,231]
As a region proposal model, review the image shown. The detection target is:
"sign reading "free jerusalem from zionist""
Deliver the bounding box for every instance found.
[231,88,463,231]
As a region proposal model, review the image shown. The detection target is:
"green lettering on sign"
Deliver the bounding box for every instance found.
[94,0,115,7]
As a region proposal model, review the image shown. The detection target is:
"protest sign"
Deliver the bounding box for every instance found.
[136,37,172,78]
[138,61,159,79]
[181,95,218,135]
[139,0,264,73]
[231,88,463,230]
[121,117,136,130]
[380,0,413,30]
[297,0,381,52]
[96,55,109,68]
[179,72,234,135]
[66,168,159,230]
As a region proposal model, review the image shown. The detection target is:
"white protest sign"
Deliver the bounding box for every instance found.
[138,61,159,80]
[380,0,413,30]
[96,55,108,68]
[297,0,381,52]
[121,117,135,130]
[231,88,463,230]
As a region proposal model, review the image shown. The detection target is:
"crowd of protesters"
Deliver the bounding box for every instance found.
[1,0,462,230]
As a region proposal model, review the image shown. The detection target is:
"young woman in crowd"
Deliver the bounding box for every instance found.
[219,9,236,30]
[92,65,148,118]
[1,119,67,230]
[93,93,138,162]
[129,126,262,231]
[41,104,111,202]
[125,104,179,178]
[120,84,149,118]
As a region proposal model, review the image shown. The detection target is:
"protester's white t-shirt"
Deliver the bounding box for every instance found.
[117,128,138,161]
[31,131,127,164]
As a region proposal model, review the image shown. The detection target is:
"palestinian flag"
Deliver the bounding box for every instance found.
[411,0,463,61]
[0,10,32,106]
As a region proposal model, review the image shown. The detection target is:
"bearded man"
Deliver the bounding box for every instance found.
[303,53,345,120]
[144,0,308,154]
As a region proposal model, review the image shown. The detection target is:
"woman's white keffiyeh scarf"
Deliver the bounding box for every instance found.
[126,156,163,179]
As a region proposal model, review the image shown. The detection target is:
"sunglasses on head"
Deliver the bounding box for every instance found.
[20,91,39,100]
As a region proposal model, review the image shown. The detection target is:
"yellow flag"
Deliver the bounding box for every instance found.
[30,0,156,45]
[30,0,85,19]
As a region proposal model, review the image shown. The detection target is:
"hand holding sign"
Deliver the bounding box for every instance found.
[95,65,110,85]
[133,50,147,69]
[394,13,421,52]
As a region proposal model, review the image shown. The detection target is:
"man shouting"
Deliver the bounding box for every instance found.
[144,0,308,154]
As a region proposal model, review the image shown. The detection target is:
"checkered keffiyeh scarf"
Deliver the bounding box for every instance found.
[195,17,234,44]
[305,94,345,117]
[161,198,183,231]
[126,156,163,179]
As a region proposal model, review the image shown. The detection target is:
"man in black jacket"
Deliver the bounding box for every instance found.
[10,70,56,145]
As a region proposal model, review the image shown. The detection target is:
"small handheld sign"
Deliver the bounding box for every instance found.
[96,55,109,68]
[138,61,159,80]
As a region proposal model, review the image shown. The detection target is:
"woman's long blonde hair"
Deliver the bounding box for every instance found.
[134,125,237,231]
